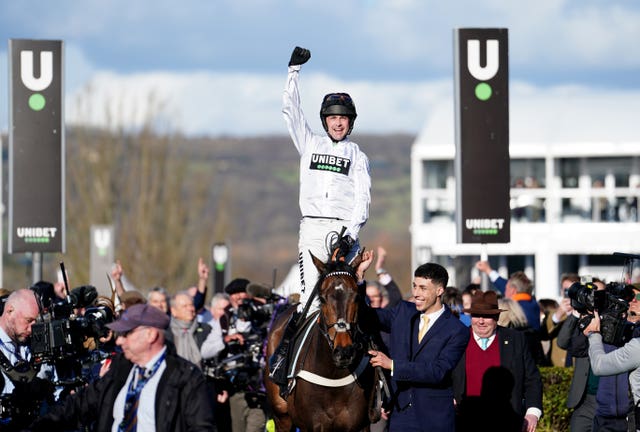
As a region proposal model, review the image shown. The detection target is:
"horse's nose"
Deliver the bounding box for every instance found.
[334,345,355,367]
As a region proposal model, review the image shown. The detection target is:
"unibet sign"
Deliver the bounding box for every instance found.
[9,39,65,253]
[454,28,510,244]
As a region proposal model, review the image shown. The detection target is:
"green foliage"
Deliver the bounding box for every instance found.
[538,366,573,432]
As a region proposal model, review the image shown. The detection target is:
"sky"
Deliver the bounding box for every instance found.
[0,0,639,138]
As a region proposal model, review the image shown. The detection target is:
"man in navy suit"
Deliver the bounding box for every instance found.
[367,262,470,432]
[452,291,543,432]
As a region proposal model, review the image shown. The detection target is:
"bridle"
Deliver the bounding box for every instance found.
[316,270,365,352]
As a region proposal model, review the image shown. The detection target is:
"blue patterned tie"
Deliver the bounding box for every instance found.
[119,366,146,432]
[119,350,166,432]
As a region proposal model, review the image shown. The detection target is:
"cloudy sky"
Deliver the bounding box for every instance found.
[1,0,639,137]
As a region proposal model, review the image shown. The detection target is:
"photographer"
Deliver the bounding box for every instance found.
[29,303,215,431]
[31,284,117,396]
[0,289,55,431]
[570,278,636,432]
[218,278,273,432]
[585,305,640,431]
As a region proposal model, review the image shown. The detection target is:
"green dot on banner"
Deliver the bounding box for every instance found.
[29,93,46,111]
[475,83,492,101]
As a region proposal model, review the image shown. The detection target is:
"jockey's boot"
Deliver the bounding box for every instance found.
[268,311,300,390]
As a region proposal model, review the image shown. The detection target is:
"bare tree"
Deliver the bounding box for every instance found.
[60,91,216,294]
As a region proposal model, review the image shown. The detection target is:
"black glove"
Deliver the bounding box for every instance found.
[289,46,311,67]
[336,235,356,260]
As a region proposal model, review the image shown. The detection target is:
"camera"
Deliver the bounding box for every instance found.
[236,299,278,328]
[30,287,115,365]
[568,277,635,346]
[204,289,286,397]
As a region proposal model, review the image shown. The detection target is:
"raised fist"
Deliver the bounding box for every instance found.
[289,46,311,67]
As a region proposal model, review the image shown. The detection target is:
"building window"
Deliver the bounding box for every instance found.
[510,159,545,188]
[422,160,453,189]
[586,157,633,187]
[559,158,580,188]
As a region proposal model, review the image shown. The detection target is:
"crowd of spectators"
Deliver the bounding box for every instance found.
[1,251,640,432]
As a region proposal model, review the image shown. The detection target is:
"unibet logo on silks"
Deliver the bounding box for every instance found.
[20,50,53,112]
[16,227,58,243]
[465,218,505,236]
[310,153,351,176]
[467,39,499,101]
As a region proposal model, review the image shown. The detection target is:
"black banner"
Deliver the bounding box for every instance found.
[9,39,65,253]
[454,28,510,243]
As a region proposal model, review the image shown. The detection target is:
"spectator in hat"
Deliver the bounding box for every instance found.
[453,291,543,432]
[30,303,215,431]
[222,278,253,337]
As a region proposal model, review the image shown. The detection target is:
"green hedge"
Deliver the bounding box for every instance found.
[538,366,574,432]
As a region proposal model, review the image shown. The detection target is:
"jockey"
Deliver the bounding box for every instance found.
[269,46,371,390]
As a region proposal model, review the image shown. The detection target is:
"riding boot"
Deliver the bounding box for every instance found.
[269,311,300,389]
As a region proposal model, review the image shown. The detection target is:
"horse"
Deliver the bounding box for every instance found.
[265,251,380,432]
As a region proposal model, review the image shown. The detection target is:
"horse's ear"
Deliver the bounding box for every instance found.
[350,247,365,270]
[309,251,326,274]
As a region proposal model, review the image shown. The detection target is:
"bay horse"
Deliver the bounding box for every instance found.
[265,252,380,432]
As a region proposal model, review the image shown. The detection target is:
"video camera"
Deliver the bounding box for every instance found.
[568,252,640,346]
[204,282,286,396]
[236,282,285,328]
[31,290,114,364]
[30,264,115,365]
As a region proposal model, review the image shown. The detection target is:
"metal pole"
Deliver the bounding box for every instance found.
[480,244,489,292]
[32,252,43,284]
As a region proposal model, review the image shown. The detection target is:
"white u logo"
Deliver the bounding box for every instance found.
[467,40,499,81]
[94,229,111,249]
[20,50,53,91]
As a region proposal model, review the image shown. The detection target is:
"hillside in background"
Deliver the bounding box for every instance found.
[1,132,415,297]
[186,133,415,295]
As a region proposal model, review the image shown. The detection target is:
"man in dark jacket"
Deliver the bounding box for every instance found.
[368,262,470,432]
[453,291,543,432]
[29,303,215,431]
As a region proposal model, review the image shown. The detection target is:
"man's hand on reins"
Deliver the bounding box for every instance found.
[368,349,392,371]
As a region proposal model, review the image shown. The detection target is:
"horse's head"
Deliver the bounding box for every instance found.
[311,251,364,369]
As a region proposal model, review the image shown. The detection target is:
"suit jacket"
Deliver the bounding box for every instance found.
[452,326,543,417]
[556,314,591,408]
[375,302,469,432]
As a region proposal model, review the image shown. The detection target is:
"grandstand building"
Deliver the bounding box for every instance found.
[411,91,640,300]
